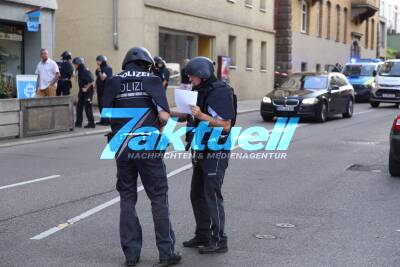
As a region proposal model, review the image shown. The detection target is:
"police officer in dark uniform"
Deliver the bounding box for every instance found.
[56,51,74,96]
[176,57,236,254]
[72,57,95,128]
[95,55,113,125]
[103,47,181,267]
[153,56,170,90]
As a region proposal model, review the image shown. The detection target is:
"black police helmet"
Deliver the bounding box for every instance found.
[72,57,84,66]
[122,47,154,70]
[185,57,215,80]
[61,51,72,60]
[96,55,108,63]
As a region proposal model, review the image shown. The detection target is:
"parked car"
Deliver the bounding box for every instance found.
[260,72,354,123]
[342,58,383,102]
[390,114,400,177]
[370,59,400,108]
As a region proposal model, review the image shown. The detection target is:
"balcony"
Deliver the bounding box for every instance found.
[351,0,378,23]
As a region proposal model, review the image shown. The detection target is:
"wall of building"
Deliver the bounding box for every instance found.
[286,0,379,72]
[55,0,275,101]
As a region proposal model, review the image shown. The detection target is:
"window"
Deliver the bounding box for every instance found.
[301,0,309,33]
[316,64,322,72]
[336,5,341,42]
[343,8,348,44]
[260,0,267,12]
[246,39,253,69]
[245,0,253,8]
[0,22,24,94]
[379,21,386,48]
[371,19,375,50]
[261,41,267,70]
[301,62,308,72]
[365,19,369,48]
[326,1,332,39]
[317,0,323,37]
[228,35,237,66]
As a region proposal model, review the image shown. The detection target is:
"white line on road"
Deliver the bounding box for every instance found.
[0,175,61,190]
[30,164,193,240]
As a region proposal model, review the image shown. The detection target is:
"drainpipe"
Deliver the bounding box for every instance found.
[113,0,119,50]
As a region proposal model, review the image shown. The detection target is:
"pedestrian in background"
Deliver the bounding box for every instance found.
[72,57,95,129]
[332,63,342,73]
[56,51,74,96]
[35,49,60,97]
[94,55,113,126]
[180,58,192,90]
[153,56,170,90]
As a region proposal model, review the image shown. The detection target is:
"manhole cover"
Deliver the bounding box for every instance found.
[347,164,384,173]
[254,234,277,240]
[276,223,295,228]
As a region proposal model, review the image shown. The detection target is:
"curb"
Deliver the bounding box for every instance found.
[0,108,259,149]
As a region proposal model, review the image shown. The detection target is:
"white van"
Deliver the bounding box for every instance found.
[370,59,400,108]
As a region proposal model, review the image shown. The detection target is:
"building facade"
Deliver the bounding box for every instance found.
[275,0,380,74]
[0,0,58,96]
[55,0,276,101]
[380,0,399,34]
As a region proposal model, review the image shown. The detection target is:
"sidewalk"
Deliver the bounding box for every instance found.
[0,99,260,148]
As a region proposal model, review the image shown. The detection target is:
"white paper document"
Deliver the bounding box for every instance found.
[174,89,198,114]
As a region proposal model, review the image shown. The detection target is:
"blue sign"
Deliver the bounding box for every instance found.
[16,75,37,99]
[25,9,41,32]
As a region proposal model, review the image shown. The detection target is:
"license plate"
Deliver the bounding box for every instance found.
[276,106,294,112]
[382,94,396,98]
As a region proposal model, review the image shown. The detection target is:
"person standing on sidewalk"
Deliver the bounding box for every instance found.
[56,51,74,96]
[153,56,170,90]
[72,57,95,129]
[35,49,60,97]
[103,47,181,267]
[94,55,113,125]
[174,57,236,254]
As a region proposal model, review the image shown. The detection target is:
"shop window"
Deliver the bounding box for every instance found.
[301,62,308,72]
[228,35,237,66]
[0,22,24,97]
[159,29,197,85]
[246,39,253,69]
[261,41,267,70]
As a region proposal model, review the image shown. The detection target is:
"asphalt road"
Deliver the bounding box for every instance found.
[1,103,400,267]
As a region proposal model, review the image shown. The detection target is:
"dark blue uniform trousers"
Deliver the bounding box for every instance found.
[116,155,176,261]
[190,151,229,246]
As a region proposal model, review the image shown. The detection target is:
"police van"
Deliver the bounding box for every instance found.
[342,58,383,102]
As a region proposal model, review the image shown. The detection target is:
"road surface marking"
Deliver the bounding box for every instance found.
[30,164,193,240]
[0,175,61,190]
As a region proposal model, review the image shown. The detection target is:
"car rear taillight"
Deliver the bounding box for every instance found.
[393,115,400,132]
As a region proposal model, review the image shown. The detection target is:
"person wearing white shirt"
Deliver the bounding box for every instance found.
[35,49,60,97]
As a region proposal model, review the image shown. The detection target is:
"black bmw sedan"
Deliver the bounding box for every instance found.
[260,72,355,123]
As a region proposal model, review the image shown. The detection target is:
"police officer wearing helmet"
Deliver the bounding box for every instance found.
[94,55,113,125]
[152,56,170,90]
[72,57,95,128]
[174,56,236,254]
[56,51,74,96]
[103,47,181,267]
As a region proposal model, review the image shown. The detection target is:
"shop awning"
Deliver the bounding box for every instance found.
[351,0,378,23]
[4,0,57,10]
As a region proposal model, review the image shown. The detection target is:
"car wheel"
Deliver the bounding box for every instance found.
[343,98,354,118]
[315,102,327,123]
[262,115,273,122]
[370,101,380,108]
[389,151,400,177]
